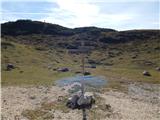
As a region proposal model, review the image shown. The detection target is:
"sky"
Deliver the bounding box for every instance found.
[1,0,159,30]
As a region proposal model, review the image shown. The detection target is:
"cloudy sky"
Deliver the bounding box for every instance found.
[1,0,159,30]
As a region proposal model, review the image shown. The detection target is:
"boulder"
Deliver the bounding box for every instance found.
[143,71,151,76]
[156,67,160,71]
[132,55,137,59]
[66,95,79,109]
[84,71,91,75]
[6,64,15,71]
[57,67,69,72]
[58,96,63,102]
[88,59,99,64]
[66,93,95,110]
[91,65,96,68]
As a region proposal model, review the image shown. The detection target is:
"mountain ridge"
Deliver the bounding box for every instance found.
[1,19,116,36]
[2,20,159,36]
[2,19,159,47]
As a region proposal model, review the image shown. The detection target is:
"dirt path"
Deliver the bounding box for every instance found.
[1,84,160,120]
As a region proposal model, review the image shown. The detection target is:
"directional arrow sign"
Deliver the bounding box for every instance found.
[68,46,94,54]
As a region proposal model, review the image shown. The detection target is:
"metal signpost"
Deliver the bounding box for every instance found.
[68,41,93,120]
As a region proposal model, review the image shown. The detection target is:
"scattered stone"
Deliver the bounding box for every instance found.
[19,71,24,73]
[156,67,160,71]
[105,104,112,111]
[58,96,63,102]
[73,60,78,62]
[6,64,15,71]
[144,61,154,66]
[21,90,26,94]
[29,95,36,100]
[143,71,151,76]
[57,68,69,72]
[91,65,96,68]
[132,55,137,59]
[154,46,160,50]
[147,51,151,53]
[16,61,20,63]
[48,66,52,70]
[94,105,98,108]
[3,99,7,103]
[66,93,95,109]
[88,59,98,64]
[84,71,91,75]
[53,68,57,71]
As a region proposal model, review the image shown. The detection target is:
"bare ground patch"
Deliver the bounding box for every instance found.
[1,83,160,120]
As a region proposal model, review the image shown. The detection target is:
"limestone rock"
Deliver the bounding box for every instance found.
[143,71,151,76]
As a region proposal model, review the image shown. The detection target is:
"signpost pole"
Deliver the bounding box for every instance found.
[81,49,87,120]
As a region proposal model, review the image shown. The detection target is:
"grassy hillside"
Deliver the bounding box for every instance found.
[1,40,76,86]
[1,20,160,87]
